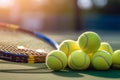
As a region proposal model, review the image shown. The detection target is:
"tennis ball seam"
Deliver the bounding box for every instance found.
[71,53,87,69]
[93,55,111,67]
[83,34,88,49]
[65,42,70,56]
[69,60,75,70]
[106,45,110,52]
[105,44,111,53]
[108,44,113,54]
[49,55,64,69]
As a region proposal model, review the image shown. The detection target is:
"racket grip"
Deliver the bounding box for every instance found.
[34,32,59,49]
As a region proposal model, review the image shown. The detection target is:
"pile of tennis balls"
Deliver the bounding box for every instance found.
[46,31,120,71]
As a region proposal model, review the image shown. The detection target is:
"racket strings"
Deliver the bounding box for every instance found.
[0,28,54,51]
[0,40,47,63]
[0,41,47,56]
[0,27,55,63]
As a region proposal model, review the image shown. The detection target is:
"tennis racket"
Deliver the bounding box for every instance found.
[0,23,58,63]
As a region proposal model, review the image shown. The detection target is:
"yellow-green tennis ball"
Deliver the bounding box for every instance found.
[46,50,67,71]
[78,31,101,53]
[91,50,112,70]
[99,42,113,55]
[59,40,80,57]
[68,50,90,70]
[112,50,120,69]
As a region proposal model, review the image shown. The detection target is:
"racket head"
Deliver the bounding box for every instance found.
[0,23,58,63]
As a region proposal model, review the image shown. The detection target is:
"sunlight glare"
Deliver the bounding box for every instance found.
[0,0,14,8]
[77,0,93,9]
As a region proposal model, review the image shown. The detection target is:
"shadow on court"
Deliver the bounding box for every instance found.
[53,69,120,79]
[80,69,120,78]
[1,68,119,79]
[52,70,83,78]
[1,68,120,78]
[0,60,120,78]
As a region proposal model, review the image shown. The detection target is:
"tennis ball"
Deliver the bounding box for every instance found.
[91,50,112,70]
[59,40,80,57]
[112,50,120,69]
[68,50,90,70]
[78,31,101,53]
[46,50,67,71]
[99,42,113,55]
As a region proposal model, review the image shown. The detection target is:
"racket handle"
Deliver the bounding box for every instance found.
[34,32,59,49]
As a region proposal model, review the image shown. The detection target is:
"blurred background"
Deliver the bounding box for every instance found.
[0,0,120,32]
